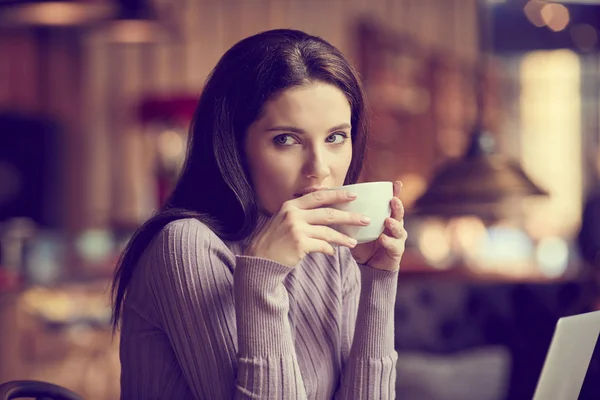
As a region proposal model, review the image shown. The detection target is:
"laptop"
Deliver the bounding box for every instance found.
[532,310,600,400]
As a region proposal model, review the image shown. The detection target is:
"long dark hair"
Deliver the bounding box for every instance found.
[111,29,370,331]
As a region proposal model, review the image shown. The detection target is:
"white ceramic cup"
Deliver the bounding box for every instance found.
[326,181,393,244]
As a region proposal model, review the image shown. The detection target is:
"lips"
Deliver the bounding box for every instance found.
[293,186,326,198]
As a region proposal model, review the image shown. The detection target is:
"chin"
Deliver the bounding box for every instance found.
[257,193,295,215]
[259,200,282,216]
[257,205,274,217]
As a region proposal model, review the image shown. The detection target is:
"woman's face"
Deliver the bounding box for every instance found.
[245,82,353,214]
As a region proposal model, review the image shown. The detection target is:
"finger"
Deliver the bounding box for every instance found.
[304,237,337,256]
[390,197,405,221]
[385,217,407,239]
[393,180,403,198]
[378,232,405,258]
[303,207,370,227]
[307,225,358,248]
[293,189,357,210]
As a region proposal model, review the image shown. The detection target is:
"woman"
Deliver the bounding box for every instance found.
[112,29,407,399]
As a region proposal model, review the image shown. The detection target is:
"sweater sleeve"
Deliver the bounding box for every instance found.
[145,219,307,399]
[335,247,399,399]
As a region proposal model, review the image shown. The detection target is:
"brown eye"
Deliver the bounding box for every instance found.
[325,132,348,144]
[273,134,296,146]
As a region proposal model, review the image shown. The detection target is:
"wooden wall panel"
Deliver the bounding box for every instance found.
[194,1,227,82]
[183,0,208,91]
[268,0,291,30]
[0,0,482,230]
[114,46,146,225]
[238,0,272,39]
[10,32,37,110]
[151,36,174,92]
[82,33,111,228]
[0,34,11,106]
[96,0,482,226]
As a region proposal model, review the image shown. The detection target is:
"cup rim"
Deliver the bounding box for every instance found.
[327,181,392,191]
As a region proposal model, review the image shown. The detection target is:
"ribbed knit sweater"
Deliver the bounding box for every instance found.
[119,218,398,399]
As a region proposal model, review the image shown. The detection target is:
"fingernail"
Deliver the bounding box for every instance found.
[361,215,371,224]
[347,192,358,199]
[348,238,358,246]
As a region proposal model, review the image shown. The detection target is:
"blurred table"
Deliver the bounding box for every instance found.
[0,281,119,400]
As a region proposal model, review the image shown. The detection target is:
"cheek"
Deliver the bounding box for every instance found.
[246,151,296,211]
[246,140,271,180]
[333,147,353,178]
[251,153,291,184]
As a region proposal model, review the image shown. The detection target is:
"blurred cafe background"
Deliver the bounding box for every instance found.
[1,0,600,399]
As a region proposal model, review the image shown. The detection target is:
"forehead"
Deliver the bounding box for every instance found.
[257,82,351,128]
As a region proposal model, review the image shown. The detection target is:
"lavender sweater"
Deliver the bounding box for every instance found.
[119,218,398,399]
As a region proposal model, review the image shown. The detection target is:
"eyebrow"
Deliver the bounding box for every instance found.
[266,123,351,134]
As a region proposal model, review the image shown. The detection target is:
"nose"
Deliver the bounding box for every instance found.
[303,147,330,181]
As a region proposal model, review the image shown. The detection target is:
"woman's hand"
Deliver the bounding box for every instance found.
[350,181,407,272]
[245,190,370,266]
